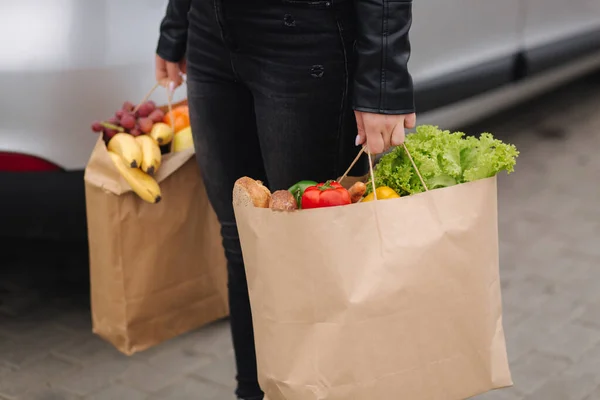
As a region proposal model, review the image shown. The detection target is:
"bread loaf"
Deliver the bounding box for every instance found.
[269,190,298,212]
[233,177,271,208]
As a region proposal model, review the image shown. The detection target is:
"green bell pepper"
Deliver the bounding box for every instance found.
[288,180,318,208]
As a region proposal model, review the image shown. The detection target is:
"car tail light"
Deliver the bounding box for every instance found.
[0,152,63,172]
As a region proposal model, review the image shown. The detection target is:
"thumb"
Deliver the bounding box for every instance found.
[354,111,366,147]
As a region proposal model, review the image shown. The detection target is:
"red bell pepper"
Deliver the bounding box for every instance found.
[301,181,351,209]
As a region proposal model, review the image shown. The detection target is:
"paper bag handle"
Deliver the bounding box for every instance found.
[338,144,429,200]
[134,81,179,152]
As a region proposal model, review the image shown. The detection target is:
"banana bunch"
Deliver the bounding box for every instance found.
[135,135,162,175]
[107,133,163,204]
[149,122,174,146]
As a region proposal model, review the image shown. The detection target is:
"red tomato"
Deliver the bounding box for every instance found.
[301,181,351,209]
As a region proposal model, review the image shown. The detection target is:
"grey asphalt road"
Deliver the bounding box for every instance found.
[1,71,600,400]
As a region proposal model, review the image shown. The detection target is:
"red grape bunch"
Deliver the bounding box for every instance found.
[91,101,166,142]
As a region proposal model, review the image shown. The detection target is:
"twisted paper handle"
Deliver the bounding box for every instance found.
[338,143,429,201]
[134,81,179,151]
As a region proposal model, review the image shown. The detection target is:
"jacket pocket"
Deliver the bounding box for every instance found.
[281,0,333,9]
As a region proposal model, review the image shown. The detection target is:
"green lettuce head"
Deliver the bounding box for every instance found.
[371,125,519,196]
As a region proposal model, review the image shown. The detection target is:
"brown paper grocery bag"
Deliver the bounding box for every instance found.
[234,176,512,400]
[84,137,228,355]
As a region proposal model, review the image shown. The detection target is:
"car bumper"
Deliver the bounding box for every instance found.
[0,170,87,240]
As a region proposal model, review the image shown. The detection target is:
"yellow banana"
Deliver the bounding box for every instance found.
[172,126,194,152]
[107,133,142,168]
[149,122,174,146]
[108,151,162,204]
[135,135,162,175]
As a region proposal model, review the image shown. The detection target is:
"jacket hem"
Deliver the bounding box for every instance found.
[352,105,416,115]
[156,36,187,63]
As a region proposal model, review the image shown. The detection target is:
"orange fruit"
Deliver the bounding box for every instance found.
[163,105,190,133]
[173,113,190,133]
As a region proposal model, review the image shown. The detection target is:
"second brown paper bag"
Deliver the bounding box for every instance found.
[85,137,229,355]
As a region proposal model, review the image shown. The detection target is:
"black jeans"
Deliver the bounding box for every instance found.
[186,0,365,398]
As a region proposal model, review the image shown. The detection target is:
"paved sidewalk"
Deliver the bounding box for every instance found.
[1,72,600,400]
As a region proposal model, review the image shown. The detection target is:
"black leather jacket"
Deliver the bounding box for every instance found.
[156,0,414,115]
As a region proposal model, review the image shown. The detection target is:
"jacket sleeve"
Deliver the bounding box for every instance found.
[352,0,415,115]
[156,0,192,63]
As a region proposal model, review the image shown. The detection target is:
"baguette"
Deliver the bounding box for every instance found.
[233,177,271,208]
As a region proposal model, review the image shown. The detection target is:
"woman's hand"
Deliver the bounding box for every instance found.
[155,54,187,92]
[355,111,417,154]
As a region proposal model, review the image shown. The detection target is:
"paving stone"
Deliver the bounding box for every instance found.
[504,309,567,364]
[117,362,183,393]
[52,310,93,334]
[535,322,600,362]
[562,342,600,383]
[509,352,570,395]
[0,313,56,342]
[552,214,599,242]
[57,360,132,396]
[474,386,524,400]
[25,387,82,400]
[560,263,600,304]
[0,361,15,377]
[189,320,234,358]
[501,273,558,313]
[53,335,122,365]
[525,371,599,400]
[149,377,233,400]
[193,352,237,388]
[520,289,585,329]
[146,346,213,374]
[500,303,528,329]
[0,338,19,368]
[86,384,147,400]
[0,324,79,369]
[571,235,600,261]
[498,212,548,249]
[22,354,80,381]
[528,251,596,291]
[583,385,600,400]
[0,368,45,399]
[127,331,210,367]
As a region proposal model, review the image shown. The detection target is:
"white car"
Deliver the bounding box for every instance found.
[1,0,599,239]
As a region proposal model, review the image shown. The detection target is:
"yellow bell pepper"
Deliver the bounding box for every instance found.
[362,186,400,202]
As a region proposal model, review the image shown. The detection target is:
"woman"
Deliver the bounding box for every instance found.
[155,1,416,398]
